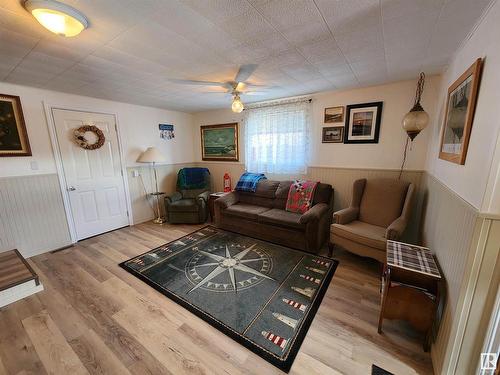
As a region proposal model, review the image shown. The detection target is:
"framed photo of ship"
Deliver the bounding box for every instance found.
[324,106,344,123]
[322,126,344,143]
[439,58,482,165]
[201,123,239,161]
[344,101,383,144]
[0,94,31,157]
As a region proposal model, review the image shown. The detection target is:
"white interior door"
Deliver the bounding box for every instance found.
[52,109,129,240]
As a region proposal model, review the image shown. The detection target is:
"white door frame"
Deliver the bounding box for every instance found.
[43,102,134,243]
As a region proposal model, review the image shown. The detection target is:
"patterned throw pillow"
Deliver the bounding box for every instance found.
[285,180,318,214]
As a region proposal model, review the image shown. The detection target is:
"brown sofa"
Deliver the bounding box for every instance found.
[214,180,334,254]
[330,178,415,262]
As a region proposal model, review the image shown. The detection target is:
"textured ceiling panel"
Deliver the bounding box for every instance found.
[0,0,493,112]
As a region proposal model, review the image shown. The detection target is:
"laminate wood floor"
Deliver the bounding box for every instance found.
[0,223,434,375]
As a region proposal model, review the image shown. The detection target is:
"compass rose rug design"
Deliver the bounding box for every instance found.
[120,226,338,372]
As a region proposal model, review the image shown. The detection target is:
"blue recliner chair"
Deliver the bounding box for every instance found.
[165,168,211,224]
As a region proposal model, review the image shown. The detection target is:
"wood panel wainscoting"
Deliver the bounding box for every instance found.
[0,174,71,258]
[0,222,433,374]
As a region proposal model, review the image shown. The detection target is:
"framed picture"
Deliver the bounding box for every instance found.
[201,123,239,161]
[324,106,344,123]
[0,94,31,157]
[344,101,383,144]
[322,126,344,143]
[439,58,482,165]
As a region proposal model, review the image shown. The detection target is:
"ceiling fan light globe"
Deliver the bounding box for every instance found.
[232,96,244,113]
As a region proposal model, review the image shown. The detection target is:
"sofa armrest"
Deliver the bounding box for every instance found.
[197,190,210,203]
[333,207,358,224]
[165,191,182,205]
[299,203,329,224]
[215,191,239,209]
[385,216,408,240]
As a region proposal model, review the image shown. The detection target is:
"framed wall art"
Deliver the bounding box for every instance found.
[324,106,344,123]
[439,58,482,165]
[344,101,383,144]
[322,126,344,143]
[200,123,239,161]
[0,94,31,157]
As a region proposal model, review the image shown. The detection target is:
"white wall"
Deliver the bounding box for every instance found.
[425,0,500,212]
[0,81,195,178]
[193,76,442,171]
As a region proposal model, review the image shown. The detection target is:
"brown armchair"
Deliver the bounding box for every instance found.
[330,178,414,262]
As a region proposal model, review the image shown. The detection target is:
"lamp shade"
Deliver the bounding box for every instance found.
[137,147,166,163]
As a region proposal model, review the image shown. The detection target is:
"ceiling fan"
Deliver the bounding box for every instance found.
[170,64,268,113]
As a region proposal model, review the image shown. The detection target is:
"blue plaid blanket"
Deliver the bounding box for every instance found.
[235,172,267,192]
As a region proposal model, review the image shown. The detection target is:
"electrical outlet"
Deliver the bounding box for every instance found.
[30,161,39,170]
[132,169,140,177]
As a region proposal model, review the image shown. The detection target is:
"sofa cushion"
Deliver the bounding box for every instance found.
[274,180,292,209]
[359,178,410,228]
[313,183,333,205]
[258,209,305,230]
[167,199,199,212]
[225,203,270,220]
[331,220,386,250]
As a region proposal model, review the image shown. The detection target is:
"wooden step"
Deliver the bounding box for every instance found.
[0,249,43,308]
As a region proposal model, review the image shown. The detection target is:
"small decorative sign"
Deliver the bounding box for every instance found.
[159,124,174,140]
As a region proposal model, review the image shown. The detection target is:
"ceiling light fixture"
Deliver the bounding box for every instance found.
[232,94,244,113]
[399,72,429,179]
[24,0,89,37]
[402,72,429,141]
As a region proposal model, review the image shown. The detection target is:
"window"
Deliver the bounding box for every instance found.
[243,100,311,174]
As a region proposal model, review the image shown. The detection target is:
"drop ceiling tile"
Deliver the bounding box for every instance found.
[218,9,275,43]
[381,0,445,21]
[183,0,254,24]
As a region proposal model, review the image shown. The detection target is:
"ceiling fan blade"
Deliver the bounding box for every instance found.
[169,79,227,87]
[235,64,258,83]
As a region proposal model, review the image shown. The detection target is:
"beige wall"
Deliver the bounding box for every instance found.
[193,77,441,171]
[425,0,500,211]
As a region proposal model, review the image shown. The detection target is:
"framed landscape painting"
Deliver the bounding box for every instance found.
[201,123,239,161]
[439,58,482,165]
[322,126,344,143]
[0,94,31,156]
[324,106,344,123]
[344,101,383,144]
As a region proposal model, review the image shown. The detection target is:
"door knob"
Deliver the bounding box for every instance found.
[67,186,76,191]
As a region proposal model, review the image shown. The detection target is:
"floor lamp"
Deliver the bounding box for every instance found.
[137,147,166,224]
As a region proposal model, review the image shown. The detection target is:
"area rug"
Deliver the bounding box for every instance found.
[120,226,338,372]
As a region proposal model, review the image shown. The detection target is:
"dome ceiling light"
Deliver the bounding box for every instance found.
[24,0,89,37]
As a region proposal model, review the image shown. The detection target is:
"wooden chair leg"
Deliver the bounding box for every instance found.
[328,242,335,258]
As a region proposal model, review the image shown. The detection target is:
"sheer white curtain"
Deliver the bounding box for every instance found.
[244,100,311,174]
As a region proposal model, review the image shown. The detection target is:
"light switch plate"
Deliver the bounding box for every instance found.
[132,170,140,177]
[30,161,38,170]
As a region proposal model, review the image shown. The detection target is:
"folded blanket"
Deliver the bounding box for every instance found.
[235,172,267,192]
[286,180,318,214]
[177,168,210,190]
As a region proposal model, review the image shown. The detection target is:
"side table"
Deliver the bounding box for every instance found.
[378,240,443,351]
[208,192,230,222]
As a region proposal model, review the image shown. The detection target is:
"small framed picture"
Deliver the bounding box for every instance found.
[322,127,344,143]
[439,58,482,165]
[0,94,31,157]
[344,101,383,144]
[324,106,344,123]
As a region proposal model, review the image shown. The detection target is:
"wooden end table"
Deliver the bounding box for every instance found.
[378,240,442,351]
[208,192,230,222]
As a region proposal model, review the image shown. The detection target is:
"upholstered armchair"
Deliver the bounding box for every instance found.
[165,168,211,224]
[330,178,414,262]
